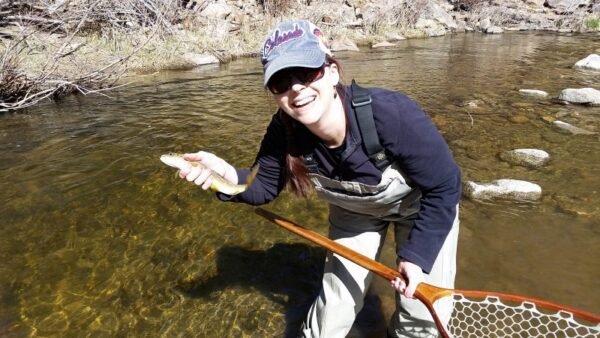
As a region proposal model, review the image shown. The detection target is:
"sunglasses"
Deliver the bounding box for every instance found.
[267,64,329,95]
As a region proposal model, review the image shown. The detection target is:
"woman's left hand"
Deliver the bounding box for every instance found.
[390,260,425,298]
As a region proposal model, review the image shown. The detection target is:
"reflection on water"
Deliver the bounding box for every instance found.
[0,32,599,336]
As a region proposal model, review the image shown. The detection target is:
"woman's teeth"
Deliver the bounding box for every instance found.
[293,96,315,108]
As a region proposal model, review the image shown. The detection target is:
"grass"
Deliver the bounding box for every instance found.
[584,16,600,31]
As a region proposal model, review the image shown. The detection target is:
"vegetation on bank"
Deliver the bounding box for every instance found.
[0,0,598,112]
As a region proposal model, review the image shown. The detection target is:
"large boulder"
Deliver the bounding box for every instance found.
[558,88,600,105]
[575,54,600,71]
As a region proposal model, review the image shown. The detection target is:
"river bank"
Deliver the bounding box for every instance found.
[1,0,599,111]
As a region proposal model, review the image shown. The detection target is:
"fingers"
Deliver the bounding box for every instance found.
[193,169,213,190]
[179,164,213,190]
[404,280,418,299]
[183,151,205,162]
[390,277,406,293]
[392,260,424,299]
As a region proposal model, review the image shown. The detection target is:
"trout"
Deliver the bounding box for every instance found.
[160,153,259,196]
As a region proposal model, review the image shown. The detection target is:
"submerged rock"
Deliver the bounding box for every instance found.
[553,120,597,135]
[464,179,542,201]
[372,41,395,49]
[558,88,600,106]
[499,149,550,168]
[519,89,549,98]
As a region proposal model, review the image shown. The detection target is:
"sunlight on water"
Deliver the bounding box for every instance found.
[0,32,598,337]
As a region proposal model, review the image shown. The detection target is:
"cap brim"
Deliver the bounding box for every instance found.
[263,50,326,87]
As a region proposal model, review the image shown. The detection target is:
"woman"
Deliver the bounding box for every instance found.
[178,19,461,338]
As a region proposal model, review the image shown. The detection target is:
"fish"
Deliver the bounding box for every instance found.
[160,153,259,196]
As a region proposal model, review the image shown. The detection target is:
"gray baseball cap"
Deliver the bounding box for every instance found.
[260,20,331,87]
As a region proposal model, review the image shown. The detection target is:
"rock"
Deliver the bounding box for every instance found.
[415,18,447,37]
[499,149,550,168]
[182,53,220,66]
[552,120,597,135]
[558,88,600,105]
[464,179,542,201]
[330,37,360,52]
[480,17,492,31]
[574,54,600,71]
[200,2,232,20]
[519,89,549,98]
[486,26,504,34]
[384,33,406,42]
[541,115,556,123]
[508,115,530,123]
[372,41,395,49]
[427,3,458,30]
[544,0,589,13]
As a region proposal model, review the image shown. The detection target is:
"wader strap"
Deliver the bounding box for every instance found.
[303,153,319,173]
[350,80,391,171]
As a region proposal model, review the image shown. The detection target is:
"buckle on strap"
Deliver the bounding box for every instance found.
[304,154,319,173]
[351,97,372,107]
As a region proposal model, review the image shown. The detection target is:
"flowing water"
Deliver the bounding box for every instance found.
[1,32,599,337]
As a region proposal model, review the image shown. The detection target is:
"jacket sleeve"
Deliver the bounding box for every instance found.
[372,90,461,273]
[217,113,287,205]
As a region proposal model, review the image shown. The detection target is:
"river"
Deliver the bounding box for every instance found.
[0,31,598,337]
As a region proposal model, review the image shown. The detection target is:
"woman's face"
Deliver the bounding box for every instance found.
[269,63,340,126]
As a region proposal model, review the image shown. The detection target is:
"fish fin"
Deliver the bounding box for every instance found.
[245,163,260,187]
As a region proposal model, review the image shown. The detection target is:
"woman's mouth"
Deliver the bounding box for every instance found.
[292,96,316,108]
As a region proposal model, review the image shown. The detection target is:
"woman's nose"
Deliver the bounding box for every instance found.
[289,77,306,92]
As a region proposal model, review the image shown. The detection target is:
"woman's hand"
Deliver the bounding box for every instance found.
[390,260,425,298]
[179,151,237,190]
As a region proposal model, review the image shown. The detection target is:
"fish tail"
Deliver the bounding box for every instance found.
[245,163,260,187]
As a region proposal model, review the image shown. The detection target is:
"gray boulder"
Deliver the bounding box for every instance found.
[558,88,600,105]
[575,54,600,71]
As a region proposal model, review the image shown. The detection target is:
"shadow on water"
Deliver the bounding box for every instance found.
[175,243,387,337]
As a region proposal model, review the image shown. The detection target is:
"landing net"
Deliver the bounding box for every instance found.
[446,293,600,338]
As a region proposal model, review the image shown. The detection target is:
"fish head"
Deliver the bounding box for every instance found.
[160,153,191,170]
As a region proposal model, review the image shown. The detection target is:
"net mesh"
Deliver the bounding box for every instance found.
[446,294,600,338]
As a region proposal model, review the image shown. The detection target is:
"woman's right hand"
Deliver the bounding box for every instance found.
[179,151,238,190]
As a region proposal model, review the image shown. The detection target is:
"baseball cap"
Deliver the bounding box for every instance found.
[260,20,332,87]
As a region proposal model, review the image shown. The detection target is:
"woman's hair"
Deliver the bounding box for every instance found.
[280,56,343,197]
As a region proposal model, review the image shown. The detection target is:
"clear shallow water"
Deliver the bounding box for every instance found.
[0,32,599,337]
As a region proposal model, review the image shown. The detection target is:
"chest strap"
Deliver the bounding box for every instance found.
[350,80,391,171]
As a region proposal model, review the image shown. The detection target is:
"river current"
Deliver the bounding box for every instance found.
[0,32,598,337]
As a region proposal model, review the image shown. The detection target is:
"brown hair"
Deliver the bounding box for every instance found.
[281,57,343,197]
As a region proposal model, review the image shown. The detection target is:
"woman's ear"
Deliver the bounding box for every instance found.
[328,63,340,86]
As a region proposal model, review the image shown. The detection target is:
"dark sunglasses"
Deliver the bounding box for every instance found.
[267,64,329,95]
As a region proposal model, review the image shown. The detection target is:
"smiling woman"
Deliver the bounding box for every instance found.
[176,19,462,338]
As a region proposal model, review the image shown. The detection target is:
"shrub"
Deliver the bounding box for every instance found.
[584,16,600,31]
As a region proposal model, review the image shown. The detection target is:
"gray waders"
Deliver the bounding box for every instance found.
[299,163,460,338]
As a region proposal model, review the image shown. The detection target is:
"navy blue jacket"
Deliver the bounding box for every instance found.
[220,85,461,273]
